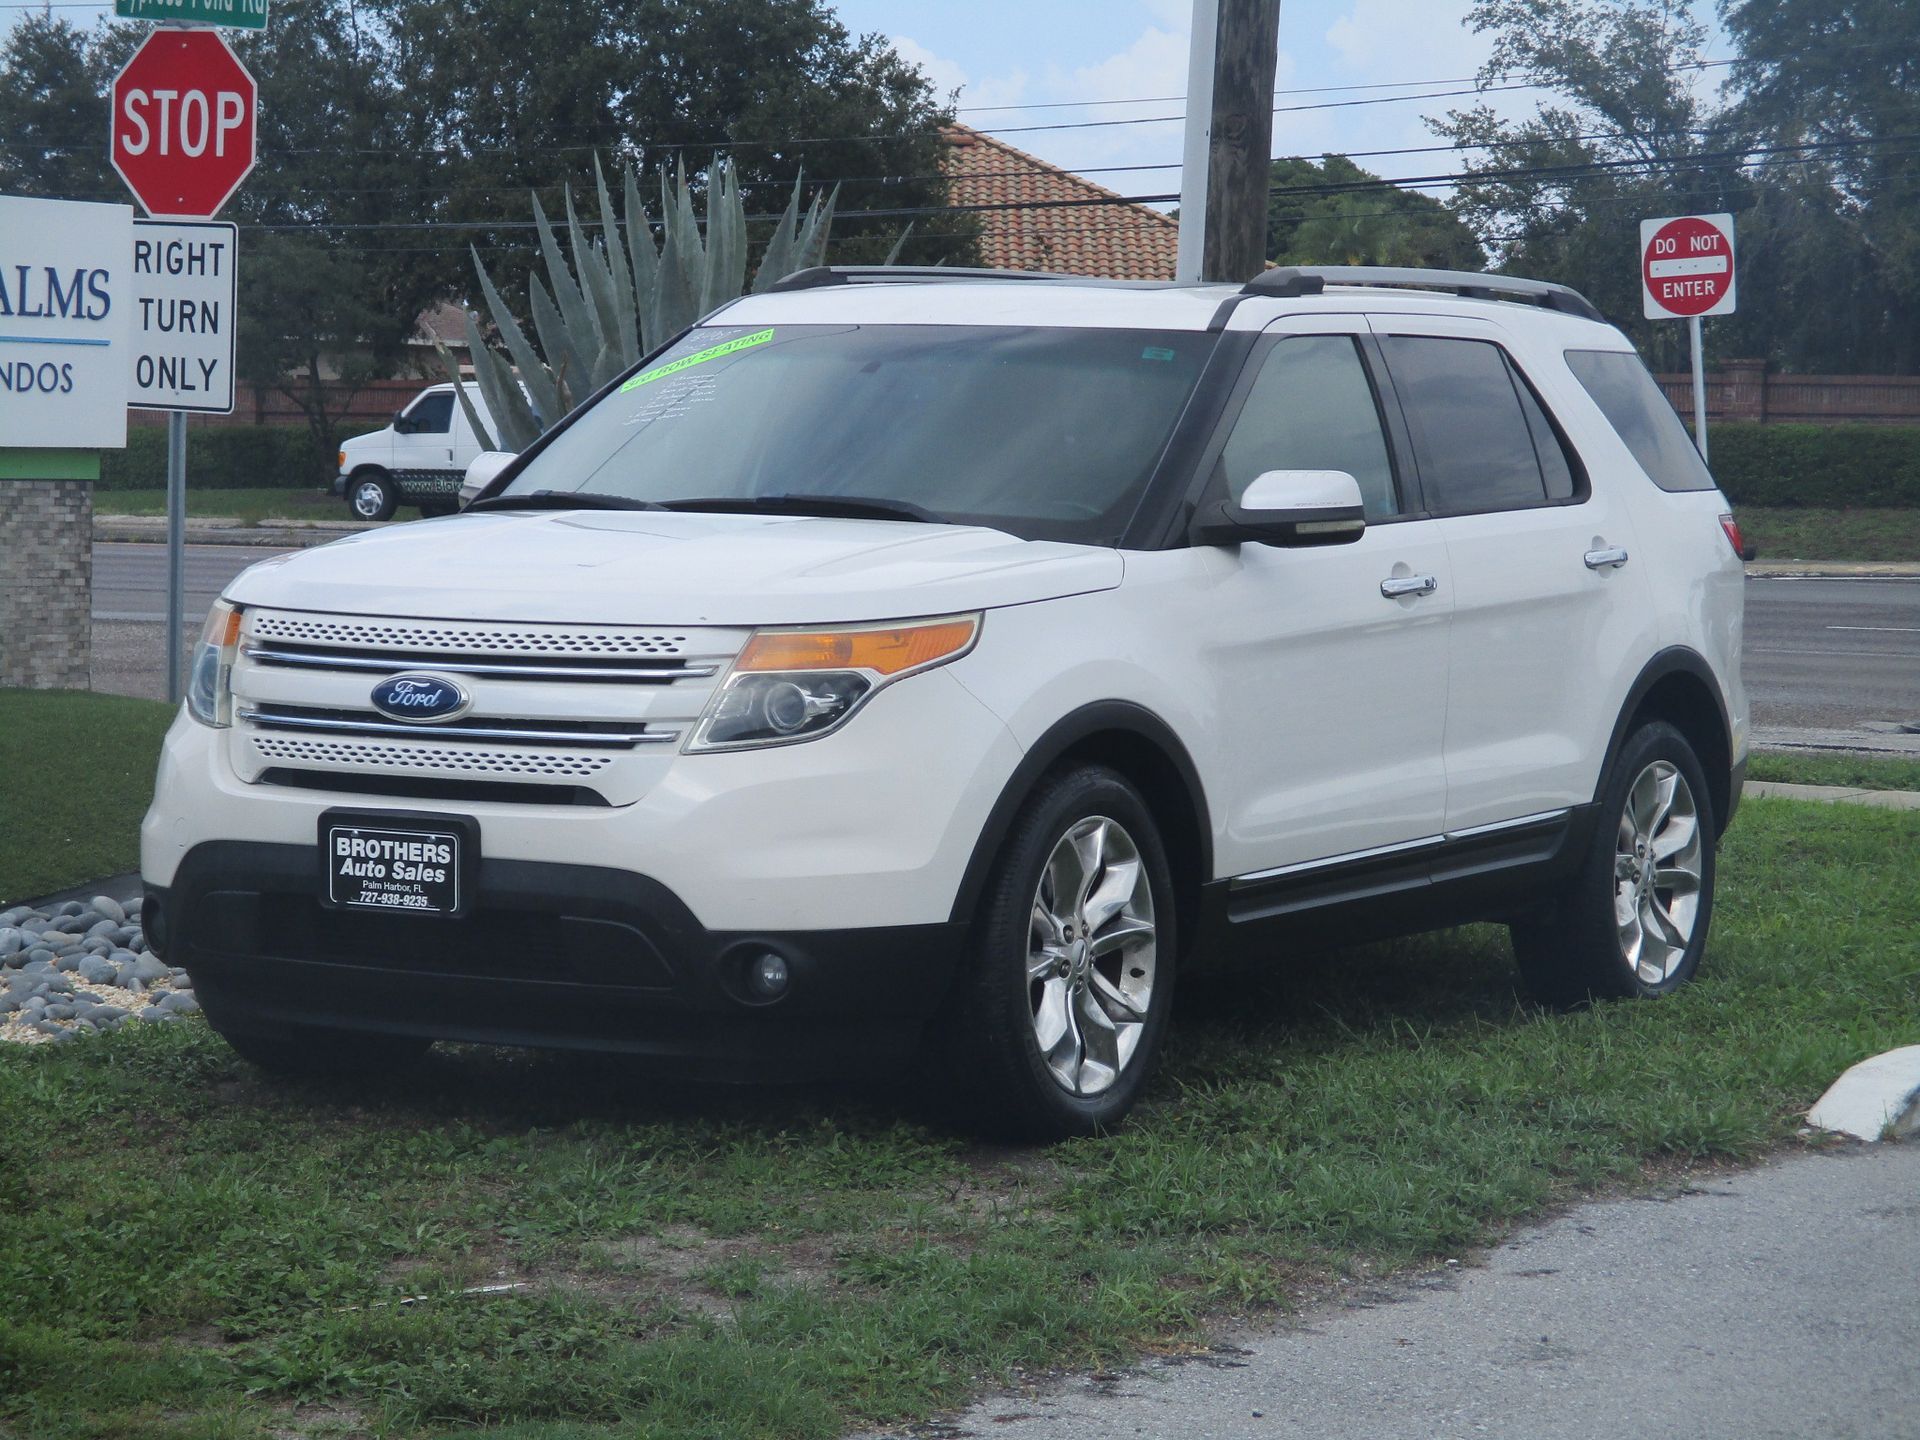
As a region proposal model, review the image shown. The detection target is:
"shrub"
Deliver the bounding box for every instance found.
[1707,422,1920,508]
[99,422,384,491]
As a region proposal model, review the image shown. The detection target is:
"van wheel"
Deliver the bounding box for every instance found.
[945,765,1176,1140]
[1510,720,1717,1008]
[348,470,398,521]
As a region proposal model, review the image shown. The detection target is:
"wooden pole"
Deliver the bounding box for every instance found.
[1203,0,1283,282]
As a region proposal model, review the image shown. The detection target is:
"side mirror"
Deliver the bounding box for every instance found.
[459,450,518,509]
[392,409,415,434]
[1191,469,1367,548]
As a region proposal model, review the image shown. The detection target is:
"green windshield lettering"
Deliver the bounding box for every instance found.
[619,329,776,392]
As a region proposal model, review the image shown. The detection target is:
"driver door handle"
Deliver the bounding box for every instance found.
[1380,574,1438,598]
[1584,546,1630,570]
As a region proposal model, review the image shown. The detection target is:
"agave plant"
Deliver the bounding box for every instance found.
[442,156,907,452]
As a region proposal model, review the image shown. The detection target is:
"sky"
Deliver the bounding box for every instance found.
[834,0,1729,206]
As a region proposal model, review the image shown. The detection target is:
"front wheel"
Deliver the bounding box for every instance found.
[1511,720,1717,1008]
[347,470,398,522]
[943,765,1177,1140]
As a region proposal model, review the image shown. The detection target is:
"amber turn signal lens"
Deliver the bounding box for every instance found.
[735,617,978,676]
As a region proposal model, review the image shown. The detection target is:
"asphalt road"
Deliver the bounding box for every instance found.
[1744,577,1920,748]
[868,1145,1920,1440]
[89,546,1920,747]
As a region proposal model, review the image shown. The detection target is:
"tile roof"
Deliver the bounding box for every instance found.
[940,123,1178,280]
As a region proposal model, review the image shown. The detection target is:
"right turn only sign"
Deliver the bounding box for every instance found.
[1641,212,1736,320]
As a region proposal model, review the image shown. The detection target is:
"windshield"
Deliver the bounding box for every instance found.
[499,323,1214,543]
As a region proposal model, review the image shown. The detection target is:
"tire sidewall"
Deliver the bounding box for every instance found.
[1591,720,1718,997]
[973,765,1179,1136]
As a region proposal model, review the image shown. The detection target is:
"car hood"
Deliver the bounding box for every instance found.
[226,509,1123,626]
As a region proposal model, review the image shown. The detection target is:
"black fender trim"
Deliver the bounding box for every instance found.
[1598,645,1737,834]
[946,701,1214,926]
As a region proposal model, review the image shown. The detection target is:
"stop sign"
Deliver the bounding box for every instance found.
[1640,213,1736,320]
[110,28,257,220]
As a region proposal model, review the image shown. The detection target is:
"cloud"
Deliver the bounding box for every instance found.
[890,35,971,103]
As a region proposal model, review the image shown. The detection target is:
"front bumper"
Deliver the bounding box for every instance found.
[147,842,967,1077]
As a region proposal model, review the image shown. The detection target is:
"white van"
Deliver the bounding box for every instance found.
[334,382,492,521]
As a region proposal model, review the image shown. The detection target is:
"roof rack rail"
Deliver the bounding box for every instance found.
[767,265,1178,293]
[1244,265,1606,324]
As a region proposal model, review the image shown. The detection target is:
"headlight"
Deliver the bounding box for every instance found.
[186,600,242,727]
[687,614,980,752]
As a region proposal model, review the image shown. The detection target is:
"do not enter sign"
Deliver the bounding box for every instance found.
[110,28,257,220]
[1641,212,1735,320]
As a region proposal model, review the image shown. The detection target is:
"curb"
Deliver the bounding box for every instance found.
[1745,561,1920,578]
[95,515,380,548]
[1744,781,1920,810]
[1808,1046,1920,1142]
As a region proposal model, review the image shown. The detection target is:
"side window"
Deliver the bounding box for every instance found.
[1564,348,1716,492]
[1380,336,1563,516]
[405,391,455,434]
[1219,335,1399,519]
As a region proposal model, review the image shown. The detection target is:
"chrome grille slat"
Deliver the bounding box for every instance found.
[243,645,717,683]
[238,705,677,748]
[249,614,695,656]
[249,734,614,781]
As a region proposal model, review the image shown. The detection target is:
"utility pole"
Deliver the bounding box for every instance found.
[1176,0,1284,283]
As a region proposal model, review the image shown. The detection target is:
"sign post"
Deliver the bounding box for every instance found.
[110,26,256,702]
[1641,212,1736,464]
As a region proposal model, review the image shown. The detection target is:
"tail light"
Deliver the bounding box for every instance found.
[1719,514,1754,561]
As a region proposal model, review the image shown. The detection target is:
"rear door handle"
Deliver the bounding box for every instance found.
[1584,547,1629,570]
[1380,574,1438,598]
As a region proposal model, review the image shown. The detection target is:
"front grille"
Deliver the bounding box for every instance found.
[250,614,693,656]
[233,610,748,806]
[240,703,672,749]
[251,733,615,780]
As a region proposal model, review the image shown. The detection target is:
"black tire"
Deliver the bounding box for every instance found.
[347,469,398,522]
[197,981,432,1076]
[1511,720,1718,1009]
[942,765,1178,1141]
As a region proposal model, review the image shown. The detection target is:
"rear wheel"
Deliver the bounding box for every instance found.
[1511,720,1717,1008]
[944,765,1176,1140]
[348,470,398,521]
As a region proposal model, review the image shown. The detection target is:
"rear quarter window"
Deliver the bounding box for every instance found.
[1564,349,1717,493]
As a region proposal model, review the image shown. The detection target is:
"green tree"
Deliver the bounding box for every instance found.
[1430,0,1745,369]
[1720,0,1920,371]
[0,16,116,202]
[1268,155,1485,269]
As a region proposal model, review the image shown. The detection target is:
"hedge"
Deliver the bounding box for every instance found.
[90,416,1920,505]
[1707,422,1920,508]
[97,421,384,491]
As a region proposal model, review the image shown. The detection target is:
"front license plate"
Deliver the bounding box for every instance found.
[322,814,469,917]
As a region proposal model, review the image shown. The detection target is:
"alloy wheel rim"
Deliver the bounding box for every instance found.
[1613,760,1703,985]
[1026,815,1157,1097]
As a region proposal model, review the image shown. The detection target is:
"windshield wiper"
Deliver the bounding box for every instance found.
[657,494,942,524]
[465,490,666,513]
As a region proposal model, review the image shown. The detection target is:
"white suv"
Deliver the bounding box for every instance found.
[142,265,1748,1139]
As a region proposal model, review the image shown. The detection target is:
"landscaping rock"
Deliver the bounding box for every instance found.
[130,955,170,984]
[0,893,202,1044]
[90,897,126,924]
[156,991,200,1015]
[77,956,117,985]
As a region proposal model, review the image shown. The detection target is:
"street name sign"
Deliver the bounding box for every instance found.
[0,196,134,450]
[114,0,270,31]
[1641,212,1736,320]
[130,219,237,413]
[110,28,258,219]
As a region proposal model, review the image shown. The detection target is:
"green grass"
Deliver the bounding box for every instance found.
[92,488,421,525]
[1748,749,1920,792]
[2,798,1915,1439]
[1737,506,1920,563]
[0,689,175,905]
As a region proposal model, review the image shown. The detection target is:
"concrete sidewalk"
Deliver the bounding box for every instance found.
[869,1146,1920,1440]
[94,513,378,547]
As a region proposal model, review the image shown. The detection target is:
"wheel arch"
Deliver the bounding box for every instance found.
[348,463,391,481]
[1601,647,1735,835]
[947,701,1214,955]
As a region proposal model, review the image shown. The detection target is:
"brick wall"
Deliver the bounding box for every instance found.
[0,481,92,690]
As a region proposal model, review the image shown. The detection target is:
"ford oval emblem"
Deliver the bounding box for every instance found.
[370,673,472,724]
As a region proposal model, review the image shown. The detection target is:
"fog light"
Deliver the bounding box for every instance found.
[746,950,790,1000]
